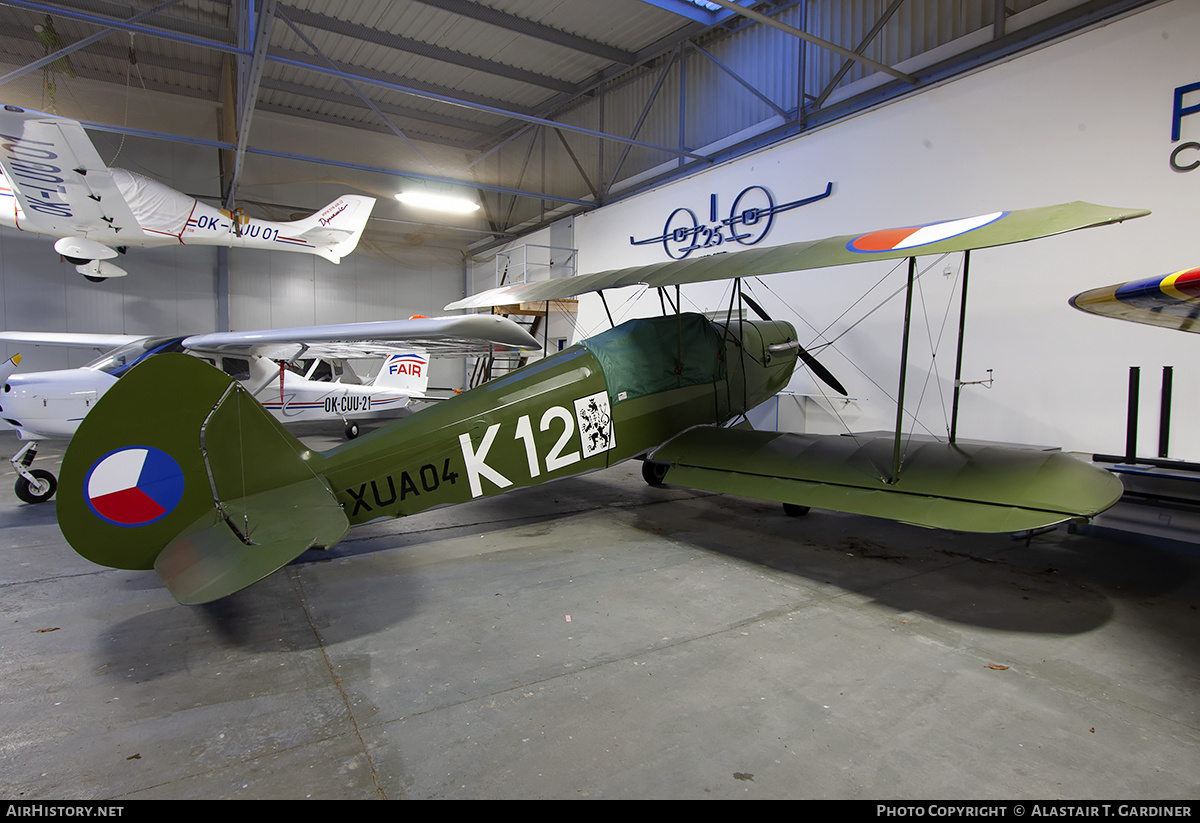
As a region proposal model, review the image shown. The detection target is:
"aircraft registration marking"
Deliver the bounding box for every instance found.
[324,394,373,414]
[459,390,615,498]
[345,457,460,516]
[0,128,75,220]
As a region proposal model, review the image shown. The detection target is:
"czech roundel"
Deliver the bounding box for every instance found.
[84,446,185,527]
[847,212,1008,253]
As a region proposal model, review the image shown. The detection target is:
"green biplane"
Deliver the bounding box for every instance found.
[55,201,1147,604]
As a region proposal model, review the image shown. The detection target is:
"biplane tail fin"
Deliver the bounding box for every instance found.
[649,428,1124,533]
[57,353,348,604]
[287,194,376,263]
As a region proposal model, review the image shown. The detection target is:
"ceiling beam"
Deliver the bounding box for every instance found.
[225,0,277,208]
[279,4,579,94]
[0,0,190,85]
[703,0,917,84]
[409,0,638,65]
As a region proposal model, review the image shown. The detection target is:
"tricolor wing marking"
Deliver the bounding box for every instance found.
[1071,266,1200,333]
[847,212,1006,253]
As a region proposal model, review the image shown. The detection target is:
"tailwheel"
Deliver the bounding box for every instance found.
[641,459,669,486]
[344,421,360,439]
[15,469,56,504]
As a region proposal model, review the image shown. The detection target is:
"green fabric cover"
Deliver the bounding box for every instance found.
[581,313,726,404]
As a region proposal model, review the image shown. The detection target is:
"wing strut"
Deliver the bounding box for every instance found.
[598,290,615,328]
[949,250,972,444]
[891,257,917,484]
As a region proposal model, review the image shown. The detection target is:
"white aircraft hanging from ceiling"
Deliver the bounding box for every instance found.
[0,105,376,280]
[0,315,540,503]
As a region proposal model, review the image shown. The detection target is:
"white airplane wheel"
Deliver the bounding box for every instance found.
[15,469,56,504]
[344,421,360,439]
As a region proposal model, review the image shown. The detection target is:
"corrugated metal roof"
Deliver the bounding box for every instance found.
[0,0,1158,252]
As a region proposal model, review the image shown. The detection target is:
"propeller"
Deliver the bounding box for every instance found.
[741,292,848,397]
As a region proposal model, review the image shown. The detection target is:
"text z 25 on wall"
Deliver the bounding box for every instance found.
[629,182,833,260]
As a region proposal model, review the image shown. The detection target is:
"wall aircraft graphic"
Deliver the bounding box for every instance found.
[0,315,539,503]
[0,105,375,279]
[52,201,1147,605]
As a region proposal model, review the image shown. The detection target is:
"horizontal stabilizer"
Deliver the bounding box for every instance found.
[155,477,348,605]
[649,428,1123,533]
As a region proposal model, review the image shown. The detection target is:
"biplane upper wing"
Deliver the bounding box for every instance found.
[1069,266,1200,334]
[446,201,1149,310]
[0,106,142,240]
[181,314,541,360]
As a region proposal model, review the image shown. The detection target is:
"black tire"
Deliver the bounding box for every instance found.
[83,275,108,283]
[641,460,669,486]
[344,421,360,439]
[783,503,810,517]
[15,469,56,504]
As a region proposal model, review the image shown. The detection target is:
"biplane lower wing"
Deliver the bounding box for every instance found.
[648,427,1124,533]
[446,201,1149,310]
[1069,266,1200,334]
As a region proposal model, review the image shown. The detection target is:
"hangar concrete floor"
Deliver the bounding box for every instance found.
[1,429,1198,800]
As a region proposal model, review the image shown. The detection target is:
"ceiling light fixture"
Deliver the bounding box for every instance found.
[395,180,480,214]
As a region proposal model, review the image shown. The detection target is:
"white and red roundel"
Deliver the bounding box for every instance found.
[84,446,186,527]
[847,211,1008,253]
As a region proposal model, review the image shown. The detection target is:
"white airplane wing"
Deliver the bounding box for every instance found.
[181,315,541,361]
[0,331,150,351]
[0,105,142,241]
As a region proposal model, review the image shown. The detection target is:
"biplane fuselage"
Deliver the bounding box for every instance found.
[55,314,798,602]
[321,314,798,524]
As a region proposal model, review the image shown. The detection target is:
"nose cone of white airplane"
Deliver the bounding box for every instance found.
[1,369,117,439]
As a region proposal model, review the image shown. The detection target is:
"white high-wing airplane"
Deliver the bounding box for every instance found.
[0,315,540,503]
[0,104,375,279]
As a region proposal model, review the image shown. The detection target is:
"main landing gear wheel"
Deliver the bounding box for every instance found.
[641,459,669,486]
[344,421,360,439]
[15,469,56,504]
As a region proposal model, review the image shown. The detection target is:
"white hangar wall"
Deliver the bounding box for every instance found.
[564,0,1199,462]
